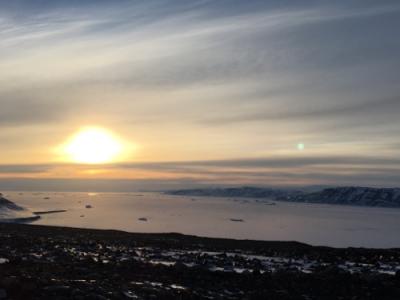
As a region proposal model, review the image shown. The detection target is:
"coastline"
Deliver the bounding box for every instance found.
[6,191,400,248]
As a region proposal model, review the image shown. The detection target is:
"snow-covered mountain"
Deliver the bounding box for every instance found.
[0,193,40,223]
[284,187,400,207]
[167,186,301,199]
[167,186,400,208]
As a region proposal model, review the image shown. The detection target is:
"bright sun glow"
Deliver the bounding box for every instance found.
[64,127,122,164]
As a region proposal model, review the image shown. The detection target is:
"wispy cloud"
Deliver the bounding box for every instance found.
[2,154,400,187]
[0,1,399,187]
[203,97,400,125]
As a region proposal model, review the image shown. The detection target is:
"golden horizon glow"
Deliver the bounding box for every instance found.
[63,127,123,164]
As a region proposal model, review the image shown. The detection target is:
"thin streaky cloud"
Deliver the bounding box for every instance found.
[0,1,399,187]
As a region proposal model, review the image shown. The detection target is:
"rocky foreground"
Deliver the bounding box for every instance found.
[0,223,400,300]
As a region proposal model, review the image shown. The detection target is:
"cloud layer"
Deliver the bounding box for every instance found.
[0,1,399,187]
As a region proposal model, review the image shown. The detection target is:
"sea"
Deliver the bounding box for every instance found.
[3,191,400,248]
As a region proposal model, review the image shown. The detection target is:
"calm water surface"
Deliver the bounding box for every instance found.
[4,191,400,248]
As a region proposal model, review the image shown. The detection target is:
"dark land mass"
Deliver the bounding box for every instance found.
[33,210,68,215]
[167,186,400,208]
[0,223,400,299]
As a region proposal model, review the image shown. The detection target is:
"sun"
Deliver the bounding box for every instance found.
[64,127,122,164]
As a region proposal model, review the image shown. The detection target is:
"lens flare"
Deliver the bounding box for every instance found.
[297,143,305,151]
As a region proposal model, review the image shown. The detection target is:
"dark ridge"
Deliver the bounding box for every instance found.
[0,223,312,254]
[33,210,67,215]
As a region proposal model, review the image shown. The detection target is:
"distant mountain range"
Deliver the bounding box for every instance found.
[166,186,400,208]
[167,186,301,199]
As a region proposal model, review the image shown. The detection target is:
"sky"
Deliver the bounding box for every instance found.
[0,0,400,190]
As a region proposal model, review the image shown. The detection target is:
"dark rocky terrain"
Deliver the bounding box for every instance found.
[167,186,400,208]
[0,223,400,299]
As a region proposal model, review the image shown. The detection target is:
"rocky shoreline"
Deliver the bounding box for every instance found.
[0,223,399,299]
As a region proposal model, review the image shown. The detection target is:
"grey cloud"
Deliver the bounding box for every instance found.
[1,152,400,187]
[203,97,400,125]
[0,1,399,188]
[115,155,400,170]
[0,92,74,126]
[2,154,400,174]
[69,2,400,89]
[0,164,51,173]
